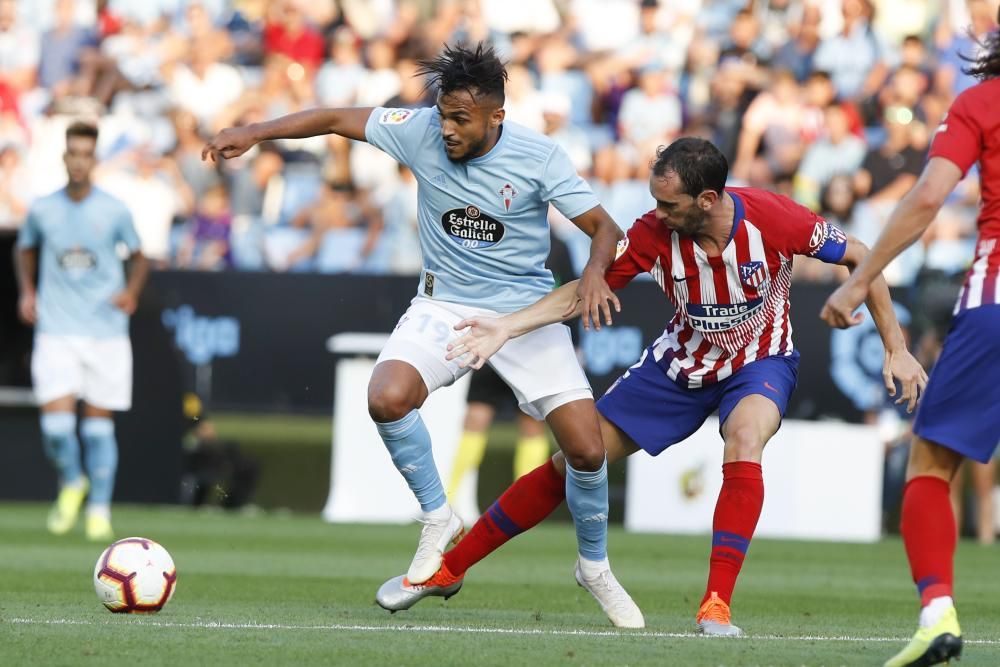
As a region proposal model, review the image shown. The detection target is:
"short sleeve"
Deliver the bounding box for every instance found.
[928,93,981,177]
[17,206,41,248]
[116,206,142,252]
[539,145,600,220]
[773,194,848,264]
[604,219,658,289]
[364,107,433,167]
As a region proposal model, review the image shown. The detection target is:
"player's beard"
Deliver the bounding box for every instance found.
[448,132,491,163]
[677,207,709,236]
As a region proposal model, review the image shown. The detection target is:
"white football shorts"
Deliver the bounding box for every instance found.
[31,334,133,411]
[377,296,592,419]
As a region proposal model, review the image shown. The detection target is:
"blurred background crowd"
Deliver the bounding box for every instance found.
[0,0,994,284]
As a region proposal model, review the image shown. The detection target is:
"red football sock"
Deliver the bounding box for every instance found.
[901,476,955,606]
[444,459,565,576]
[702,461,764,606]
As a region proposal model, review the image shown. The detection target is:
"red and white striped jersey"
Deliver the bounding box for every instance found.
[927,77,1000,313]
[606,187,848,388]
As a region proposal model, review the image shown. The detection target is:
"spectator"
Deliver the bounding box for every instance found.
[813,0,891,101]
[795,104,867,211]
[263,0,325,72]
[315,27,366,108]
[733,69,808,183]
[0,0,41,95]
[166,38,245,131]
[176,182,233,270]
[38,0,98,98]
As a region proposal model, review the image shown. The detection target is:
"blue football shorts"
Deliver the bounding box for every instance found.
[596,346,799,456]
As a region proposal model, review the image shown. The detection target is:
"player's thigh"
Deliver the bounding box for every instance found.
[31,334,84,407]
[912,304,1000,464]
[372,298,473,404]
[718,353,798,463]
[489,322,592,421]
[81,336,133,412]
[463,402,496,432]
[595,346,719,457]
[599,415,640,464]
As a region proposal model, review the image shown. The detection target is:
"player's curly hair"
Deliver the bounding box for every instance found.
[961,6,1000,80]
[416,43,507,106]
[651,138,728,196]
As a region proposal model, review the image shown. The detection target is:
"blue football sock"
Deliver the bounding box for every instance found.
[565,457,609,561]
[40,412,83,486]
[80,417,118,507]
[375,410,446,513]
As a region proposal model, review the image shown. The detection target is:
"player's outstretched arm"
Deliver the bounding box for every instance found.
[569,206,623,331]
[834,236,929,412]
[201,107,375,162]
[446,280,583,369]
[14,246,38,324]
[821,157,962,324]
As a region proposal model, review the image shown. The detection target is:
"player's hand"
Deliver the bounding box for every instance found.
[883,348,928,414]
[201,125,259,163]
[111,291,138,315]
[17,291,36,325]
[576,266,620,331]
[820,279,869,329]
[446,316,512,370]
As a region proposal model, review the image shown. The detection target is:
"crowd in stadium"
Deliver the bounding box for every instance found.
[0,0,993,281]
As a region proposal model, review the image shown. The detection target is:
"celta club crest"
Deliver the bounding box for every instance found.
[739,260,766,288]
[499,182,517,212]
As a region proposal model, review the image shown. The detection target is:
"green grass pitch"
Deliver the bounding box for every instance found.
[1,503,997,666]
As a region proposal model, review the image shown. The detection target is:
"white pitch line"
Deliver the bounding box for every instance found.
[6,618,1000,646]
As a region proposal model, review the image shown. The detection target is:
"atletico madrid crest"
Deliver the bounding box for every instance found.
[739,261,766,288]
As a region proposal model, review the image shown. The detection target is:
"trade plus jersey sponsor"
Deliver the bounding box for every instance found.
[605,188,848,388]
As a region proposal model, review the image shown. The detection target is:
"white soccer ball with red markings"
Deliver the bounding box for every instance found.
[93,537,177,613]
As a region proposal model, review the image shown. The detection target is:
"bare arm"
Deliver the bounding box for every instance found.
[14,246,37,324]
[568,205,623,330]
[445,279,583,369]
[202,107,375,162]
[824,235,929,411]
[111,251,150,315]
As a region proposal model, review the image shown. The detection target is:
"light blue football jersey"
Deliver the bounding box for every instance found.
[17,187,141,338]
[365,107,600,312]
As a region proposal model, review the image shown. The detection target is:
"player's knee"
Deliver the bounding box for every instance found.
[723,425,765,463]
[367,383,418,423]
[562,440,605,472]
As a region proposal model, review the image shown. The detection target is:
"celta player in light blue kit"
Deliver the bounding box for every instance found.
[203,43,643,627]
[15,121,149,541]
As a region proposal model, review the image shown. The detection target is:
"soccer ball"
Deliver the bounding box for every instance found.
[93,537,177,613]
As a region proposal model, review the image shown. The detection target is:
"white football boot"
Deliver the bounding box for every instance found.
[407,506,465,584]
[574,558,645,628]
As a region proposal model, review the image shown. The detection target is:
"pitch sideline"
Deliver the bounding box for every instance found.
[7,617,1000,645]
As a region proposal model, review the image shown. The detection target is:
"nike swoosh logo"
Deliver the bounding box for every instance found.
[671,275,689,282]
[763,381,779,393]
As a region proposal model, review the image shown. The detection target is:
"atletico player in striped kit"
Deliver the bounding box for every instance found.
[823,16,1000,666]
[376,137,926,635]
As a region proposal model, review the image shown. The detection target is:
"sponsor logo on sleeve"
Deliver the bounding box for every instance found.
[440,205,506,249]
[808,222,826,251]
[614,237,630,260]
[379,108,413,125]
